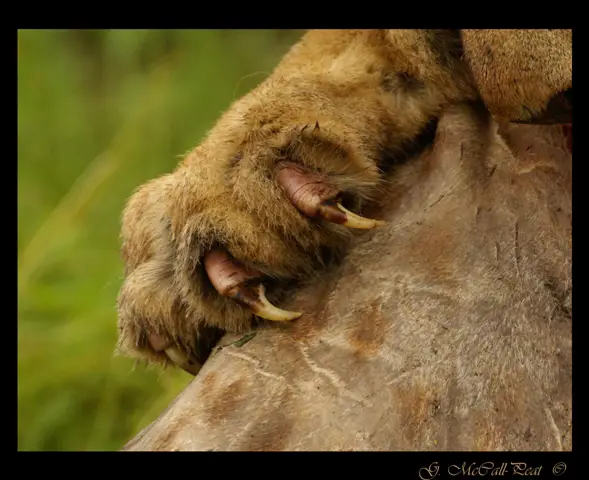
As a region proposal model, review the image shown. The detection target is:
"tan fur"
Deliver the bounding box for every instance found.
[461,29,572,122]
[116,29,571,384]
[123,107,571,451]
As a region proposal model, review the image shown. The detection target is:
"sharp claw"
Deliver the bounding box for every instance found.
[253,284,303,321]
[228,282,302,321]
[316,199,385,229]
[336,203,386,229]
[204,249,302,321]
[164,346,202,376]
[148,332,202,376]
[276,162,384,229]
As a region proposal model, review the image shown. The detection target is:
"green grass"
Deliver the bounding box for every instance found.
[17,29,302,451]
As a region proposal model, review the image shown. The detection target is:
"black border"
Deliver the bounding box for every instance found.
[14,23,579,480]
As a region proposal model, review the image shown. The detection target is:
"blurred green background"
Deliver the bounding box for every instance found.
[18,29,302,451]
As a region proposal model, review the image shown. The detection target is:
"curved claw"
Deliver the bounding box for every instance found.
[316,199,385,229]
[226,282,302,321]
[276,162,384,229]
[204,249,302,322]
[250,284,302,321]
[147,333,202,376]
[336,203,386,229]
[164,346,202,376]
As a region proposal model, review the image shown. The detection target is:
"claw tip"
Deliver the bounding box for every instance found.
[253,284,304,322]
[337,203,386,230]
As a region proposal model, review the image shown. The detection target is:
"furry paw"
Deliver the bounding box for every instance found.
[116,117,388,374]
[116,29,477,374]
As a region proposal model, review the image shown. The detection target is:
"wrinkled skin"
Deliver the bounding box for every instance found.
[119,30,571,451]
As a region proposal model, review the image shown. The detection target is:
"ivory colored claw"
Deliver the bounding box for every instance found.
[228,283,302,321]
[250,284,302,321]
[147,332,202,376]
[316,200,385,229]
[336,203,386,229]
[164,346,202,376]
[204,248,302,322]
[276,162,385,230]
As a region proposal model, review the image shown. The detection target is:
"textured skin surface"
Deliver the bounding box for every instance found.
[118,29,572,451]
[123,108,571,451]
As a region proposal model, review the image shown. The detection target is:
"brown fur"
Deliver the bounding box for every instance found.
[460,29,572,122]
[116,29,571,446]
[123,106,571,451]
